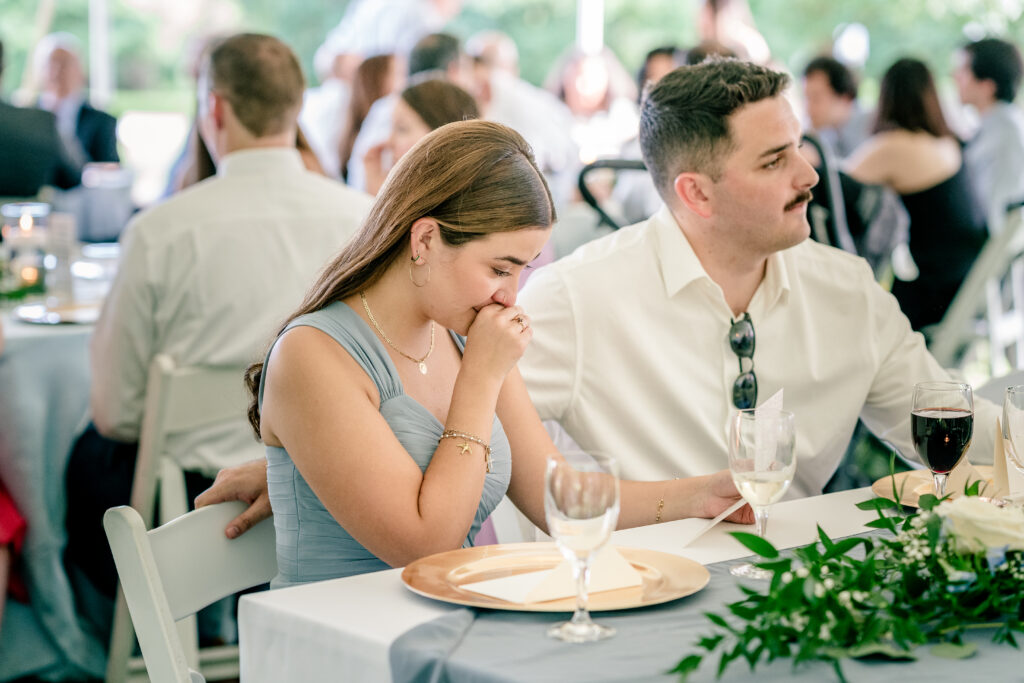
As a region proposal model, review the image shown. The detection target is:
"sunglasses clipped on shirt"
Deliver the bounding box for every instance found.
[729,312,757,410]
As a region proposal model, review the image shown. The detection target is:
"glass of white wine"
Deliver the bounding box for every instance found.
[727,408,796,579]
[544,451,620,643]
[1002,385,1024,500]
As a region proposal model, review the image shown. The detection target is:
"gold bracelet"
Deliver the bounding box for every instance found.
[440,429,492,473]
[655,498,665,524]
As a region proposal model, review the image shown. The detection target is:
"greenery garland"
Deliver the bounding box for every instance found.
[673,477,1024,682]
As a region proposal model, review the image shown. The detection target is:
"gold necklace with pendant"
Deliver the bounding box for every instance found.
[360,291,435,374]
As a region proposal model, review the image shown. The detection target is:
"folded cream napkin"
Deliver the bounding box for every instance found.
[459,546,642,604]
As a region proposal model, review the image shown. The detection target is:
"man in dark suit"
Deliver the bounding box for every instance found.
[36,32,119,165]
[0,38,81,197]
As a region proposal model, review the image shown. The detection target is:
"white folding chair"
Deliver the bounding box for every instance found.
[103,502,277,683]
[927,206,1024,374]
[107,354,251,683]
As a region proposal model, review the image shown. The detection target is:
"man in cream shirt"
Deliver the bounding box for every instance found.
[517,59,996,498]
[66,33,373,605]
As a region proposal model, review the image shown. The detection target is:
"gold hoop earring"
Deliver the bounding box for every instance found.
[409,261,430,287]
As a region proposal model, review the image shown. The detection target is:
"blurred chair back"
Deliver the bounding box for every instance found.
[104,502,277,683]
[578,159,649,230]
[107,354,250,683]
[928,205,1024,373]
[803,133,857,255]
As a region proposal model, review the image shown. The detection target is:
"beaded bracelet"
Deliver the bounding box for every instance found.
[655,497,665,524]
[440,429,492,473]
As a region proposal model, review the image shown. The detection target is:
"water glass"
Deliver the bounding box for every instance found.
[544,451,620,643]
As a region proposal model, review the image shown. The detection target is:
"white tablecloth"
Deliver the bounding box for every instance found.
[0,310,107,680]
[239,487,877,683]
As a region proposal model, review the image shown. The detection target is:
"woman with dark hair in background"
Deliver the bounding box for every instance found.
[844,57,986,329]
[364,77,479,195]
[337,54,401,183]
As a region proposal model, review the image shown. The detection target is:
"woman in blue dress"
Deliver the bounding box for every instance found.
[221,120,751,587]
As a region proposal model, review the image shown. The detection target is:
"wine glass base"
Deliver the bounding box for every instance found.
[730,562,772,580]
[547,620,616,643]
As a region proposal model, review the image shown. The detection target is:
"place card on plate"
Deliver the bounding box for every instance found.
[459,546,642,604]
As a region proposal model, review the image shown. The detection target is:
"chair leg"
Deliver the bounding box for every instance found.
[105,588,134,683]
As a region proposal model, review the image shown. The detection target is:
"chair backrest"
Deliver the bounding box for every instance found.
[104,502,277,683]
[130,354,249,526]
[802,132,858,256]
[577,159,649,230]
[108,354,250,683]
[928,205,1024,370]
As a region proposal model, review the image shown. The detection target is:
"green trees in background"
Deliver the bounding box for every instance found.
[2,0,1024,114]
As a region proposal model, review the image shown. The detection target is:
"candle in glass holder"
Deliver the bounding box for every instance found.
[1,202,50,297]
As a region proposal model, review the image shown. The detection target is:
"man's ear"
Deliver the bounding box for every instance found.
[980,77,999,102]
[409,217,441,261]
[207,91,227,130]
[673,171,714,219]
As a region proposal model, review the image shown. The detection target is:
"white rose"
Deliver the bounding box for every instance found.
[935,497,1024,552]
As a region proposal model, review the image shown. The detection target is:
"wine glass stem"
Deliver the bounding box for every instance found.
[933,472,948,498]
[570,555,593,626]
[754,505,769,538]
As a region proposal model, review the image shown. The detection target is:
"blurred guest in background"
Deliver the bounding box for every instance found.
[338,54,402,183]
[466,30,576,179]
[0,38,80,196]
[364,77,479,195]
[845,58,987,329]
[803,56,872,158]
[35,32,118,166]
[0,319,29,635]
[347,33,470,190]
[636,46,684,101]
[954,37,1024,226]
[683,40,736,65]
[698,0,771,64]
[545,47,638,163]
[64,34,374,628]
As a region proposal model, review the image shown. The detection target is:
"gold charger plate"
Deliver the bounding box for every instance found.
[14,301,100,325]
[871,465,995,507]
[401,542,710,612]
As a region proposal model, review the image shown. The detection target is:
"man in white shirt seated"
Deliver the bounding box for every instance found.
[954,37,1024,227]
[517,59,996,497]
[195,59,998,537]
[64,33,373,613]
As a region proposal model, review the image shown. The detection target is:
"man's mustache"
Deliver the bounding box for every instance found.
[785,191,814,211]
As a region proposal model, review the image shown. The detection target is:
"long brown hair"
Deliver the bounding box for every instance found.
[245,120,557,436]
[873,58,955,139]
[338,54,397,180]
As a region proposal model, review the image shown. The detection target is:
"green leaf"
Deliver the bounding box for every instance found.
[817,525,835,550]
[730,531,779,558]
[827,642,918,661]
[856,497,898,510]
[964,479,982,497]
[705,612,731,630]
[670,654,703,678]
[865,518,898,530]
[931,642,978,659]
[918,493,941,510]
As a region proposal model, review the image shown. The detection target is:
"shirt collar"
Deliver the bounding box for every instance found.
[217,147,305,177]
[652,204,710,298]
[652,202,792,312]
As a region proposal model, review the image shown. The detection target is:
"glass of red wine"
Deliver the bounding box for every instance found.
[911,381,974,498]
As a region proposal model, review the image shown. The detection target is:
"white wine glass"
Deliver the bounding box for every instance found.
[911,381,974,498]
[728,408,796,579]
[544,451,620,643]
[1002,385,1024,498]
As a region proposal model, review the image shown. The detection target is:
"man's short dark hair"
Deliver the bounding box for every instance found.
[201,33,305,138]
[803,56,858,99]
[409,33,461,77]
[964,38,1024,103]
[639,59,789,198]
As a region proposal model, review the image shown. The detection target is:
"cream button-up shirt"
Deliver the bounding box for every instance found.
[519,205,995,497]
[91,147,374,474]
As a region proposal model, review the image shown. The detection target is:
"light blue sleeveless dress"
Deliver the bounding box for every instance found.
[260,301,512,589]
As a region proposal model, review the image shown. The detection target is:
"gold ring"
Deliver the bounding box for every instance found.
[513,316,527,331]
